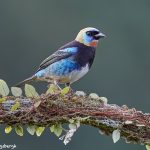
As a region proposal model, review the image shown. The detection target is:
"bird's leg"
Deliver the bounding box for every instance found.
[54,80,62,90]
[47,80,52,88]
[65,82,74,93]
[47,79,61,90]
[46,77,53,89]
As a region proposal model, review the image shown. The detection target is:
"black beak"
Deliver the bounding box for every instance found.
[94,32,106,40]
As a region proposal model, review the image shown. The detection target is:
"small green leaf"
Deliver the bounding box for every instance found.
[25,84,39,98]
[15,125,23,136]
[54,124,62,137]
[34,100,41,108]
[89,93,100,100]
[0,79,9,96]
[11,101,20,111]
[46,84,58,94]
[11,87,22,97]
[0,97,6,103]
[5,125,12,134]
[50,125,55,132]
[61,87,70,95]
[69,119,74,124]
[36,127,45,137]
[50,124,62,137]
[112,129,120,143]
[54,127,62,137]
[75,91,86,96]
[27,125,36,135]
[100,97,108,104]
[146,145,150,150]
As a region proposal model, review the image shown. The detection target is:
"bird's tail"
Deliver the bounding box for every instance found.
[15,76,37,87]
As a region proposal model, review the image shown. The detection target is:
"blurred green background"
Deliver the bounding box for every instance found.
[0,0,150,150]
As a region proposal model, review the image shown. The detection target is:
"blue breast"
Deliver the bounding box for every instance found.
[35,59,81,77]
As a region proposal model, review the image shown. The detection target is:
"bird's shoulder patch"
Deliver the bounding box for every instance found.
[59,47,78,53]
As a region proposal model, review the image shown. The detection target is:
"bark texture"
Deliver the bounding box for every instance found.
[0,91,149,145]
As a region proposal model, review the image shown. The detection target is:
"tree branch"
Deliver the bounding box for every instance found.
[0,91,150,145]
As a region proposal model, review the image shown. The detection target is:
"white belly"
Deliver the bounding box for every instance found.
[69,64,89,83]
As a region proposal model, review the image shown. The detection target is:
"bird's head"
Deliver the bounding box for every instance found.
[75,27,105,47]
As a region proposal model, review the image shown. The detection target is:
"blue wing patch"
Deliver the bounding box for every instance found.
[59,47,78,53]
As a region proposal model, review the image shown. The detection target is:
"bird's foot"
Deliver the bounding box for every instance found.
[56,84,62,90]
[54,81,62,90]
[65,84,74,94]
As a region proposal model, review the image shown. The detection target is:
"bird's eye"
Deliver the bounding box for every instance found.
[86,31,92,36]
[86,31,99,36]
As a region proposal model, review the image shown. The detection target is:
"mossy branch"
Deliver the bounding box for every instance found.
[0,91,150,145]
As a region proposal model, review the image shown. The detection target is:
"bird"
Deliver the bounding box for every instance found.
[16,27,105,88]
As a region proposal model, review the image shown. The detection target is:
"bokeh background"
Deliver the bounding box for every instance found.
[0,0,150,150]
